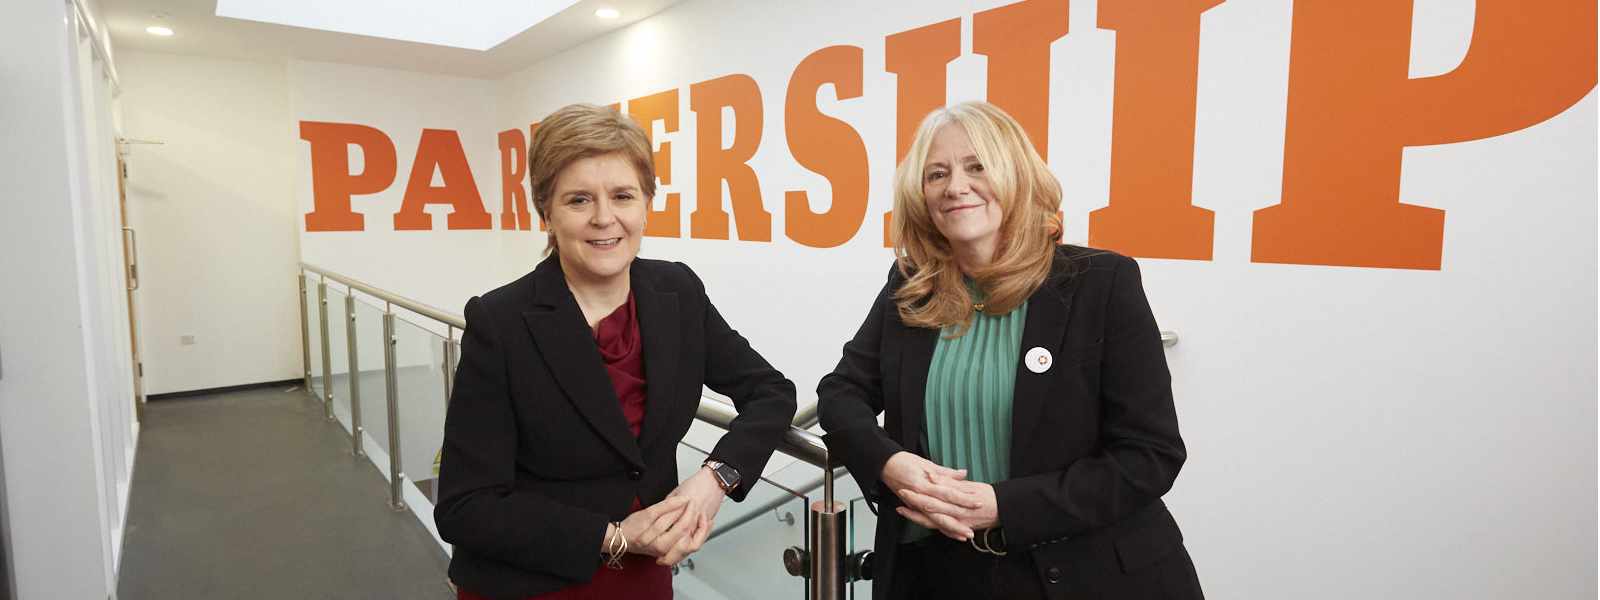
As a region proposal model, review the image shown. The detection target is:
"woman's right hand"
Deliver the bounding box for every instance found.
[606,496,696,558]
[881,452,975,540]
[882,451,968,495]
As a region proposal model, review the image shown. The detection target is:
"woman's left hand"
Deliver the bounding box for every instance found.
[657,467,728,565]
[896,479,1000,533]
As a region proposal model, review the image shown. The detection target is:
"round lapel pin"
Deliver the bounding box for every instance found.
[1024,347,1052,374]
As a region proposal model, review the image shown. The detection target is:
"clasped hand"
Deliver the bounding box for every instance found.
[606,467,726,566]
[881,451,999,541]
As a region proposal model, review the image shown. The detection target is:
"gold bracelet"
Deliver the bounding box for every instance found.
[604,523,619,564]
[606,522,627,570]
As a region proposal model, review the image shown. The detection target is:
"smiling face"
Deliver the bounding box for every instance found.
[921,123,1004,259]
[547,152,647,286]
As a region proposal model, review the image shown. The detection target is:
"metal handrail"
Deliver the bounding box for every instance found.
[792,402,820,430]
[694,397,828,469]
[301,263,464,330]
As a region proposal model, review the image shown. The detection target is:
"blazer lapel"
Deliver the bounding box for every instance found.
[633,266,680,452]
[896,321,938,456]
[521,258,645,469]
[1009,259,1082,474]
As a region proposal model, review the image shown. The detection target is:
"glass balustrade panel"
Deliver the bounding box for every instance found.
[326,287,351,428]
[352,298,390,457]
[305,275,324,398]
[670,441,808,600]
[391,315,449,505]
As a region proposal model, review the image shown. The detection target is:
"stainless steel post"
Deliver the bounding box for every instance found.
[431,333,459,505]
[809,457,845,600]
[443,328,458,399]
[382,309,405,511]
[824,463,835,511]
[297,273,311,392]
[345,294,364,457]
[317,279,334,421]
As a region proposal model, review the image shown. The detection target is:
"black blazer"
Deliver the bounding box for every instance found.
[819,246,1202,599]
[435,256,797,600]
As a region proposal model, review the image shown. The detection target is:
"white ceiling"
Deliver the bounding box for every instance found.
[213,0,583,52]
[100,0,683,79]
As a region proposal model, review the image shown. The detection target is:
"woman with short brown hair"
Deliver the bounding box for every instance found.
[436,103,796,600]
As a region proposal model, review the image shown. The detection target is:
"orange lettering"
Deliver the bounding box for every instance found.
[689,75,771,241]
[883,18,961,246]
[395,129,492,231]
[498,128,532,230]
[973,0,1070,160]
[530,122,546,231]
[1087,0,1221,260]
[1252,0,1596,269]
[627,89,684,238]
[784,46,871,249]
[300,121,397,232]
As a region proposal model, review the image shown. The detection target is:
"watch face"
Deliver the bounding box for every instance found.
[713,464,740,489]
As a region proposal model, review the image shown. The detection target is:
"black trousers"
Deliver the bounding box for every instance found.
[891,535,1046,600]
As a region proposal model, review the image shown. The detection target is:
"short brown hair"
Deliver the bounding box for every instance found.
[527,104,657,254]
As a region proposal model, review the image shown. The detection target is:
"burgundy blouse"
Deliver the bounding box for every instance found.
[595,292,648,437]
[458,292,671,600]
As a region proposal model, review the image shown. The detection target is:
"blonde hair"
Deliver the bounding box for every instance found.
[890,101,1063,334]
[527,104,656,255]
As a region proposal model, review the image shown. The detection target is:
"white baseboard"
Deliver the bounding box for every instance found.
[359,428,391,482]
[401,474,450,557]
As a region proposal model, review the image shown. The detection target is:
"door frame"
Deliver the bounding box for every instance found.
[117,156,144,421]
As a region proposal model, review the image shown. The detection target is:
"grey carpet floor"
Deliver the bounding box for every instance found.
[117,385,452,600]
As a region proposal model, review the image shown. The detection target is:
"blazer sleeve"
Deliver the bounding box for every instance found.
[816,265,908,504]
[680,263,798,502]
[992,255,1187,548]
[433,296,609,584]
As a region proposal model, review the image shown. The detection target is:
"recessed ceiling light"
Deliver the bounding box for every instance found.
[595,8,621,19]
[145,25,175,36]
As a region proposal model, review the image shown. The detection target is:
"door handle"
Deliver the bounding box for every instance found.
[123,226,139,291]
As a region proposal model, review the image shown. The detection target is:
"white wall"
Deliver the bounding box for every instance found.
[292,0,1597,598]
[0,1,138,598]
[118,50,303,395]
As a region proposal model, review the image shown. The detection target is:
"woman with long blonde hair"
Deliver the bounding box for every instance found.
[819,101,1201,599]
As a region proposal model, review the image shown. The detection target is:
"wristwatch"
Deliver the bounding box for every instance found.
[702,459,741,494]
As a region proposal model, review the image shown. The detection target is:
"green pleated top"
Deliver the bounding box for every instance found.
[902,296,1028,542]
